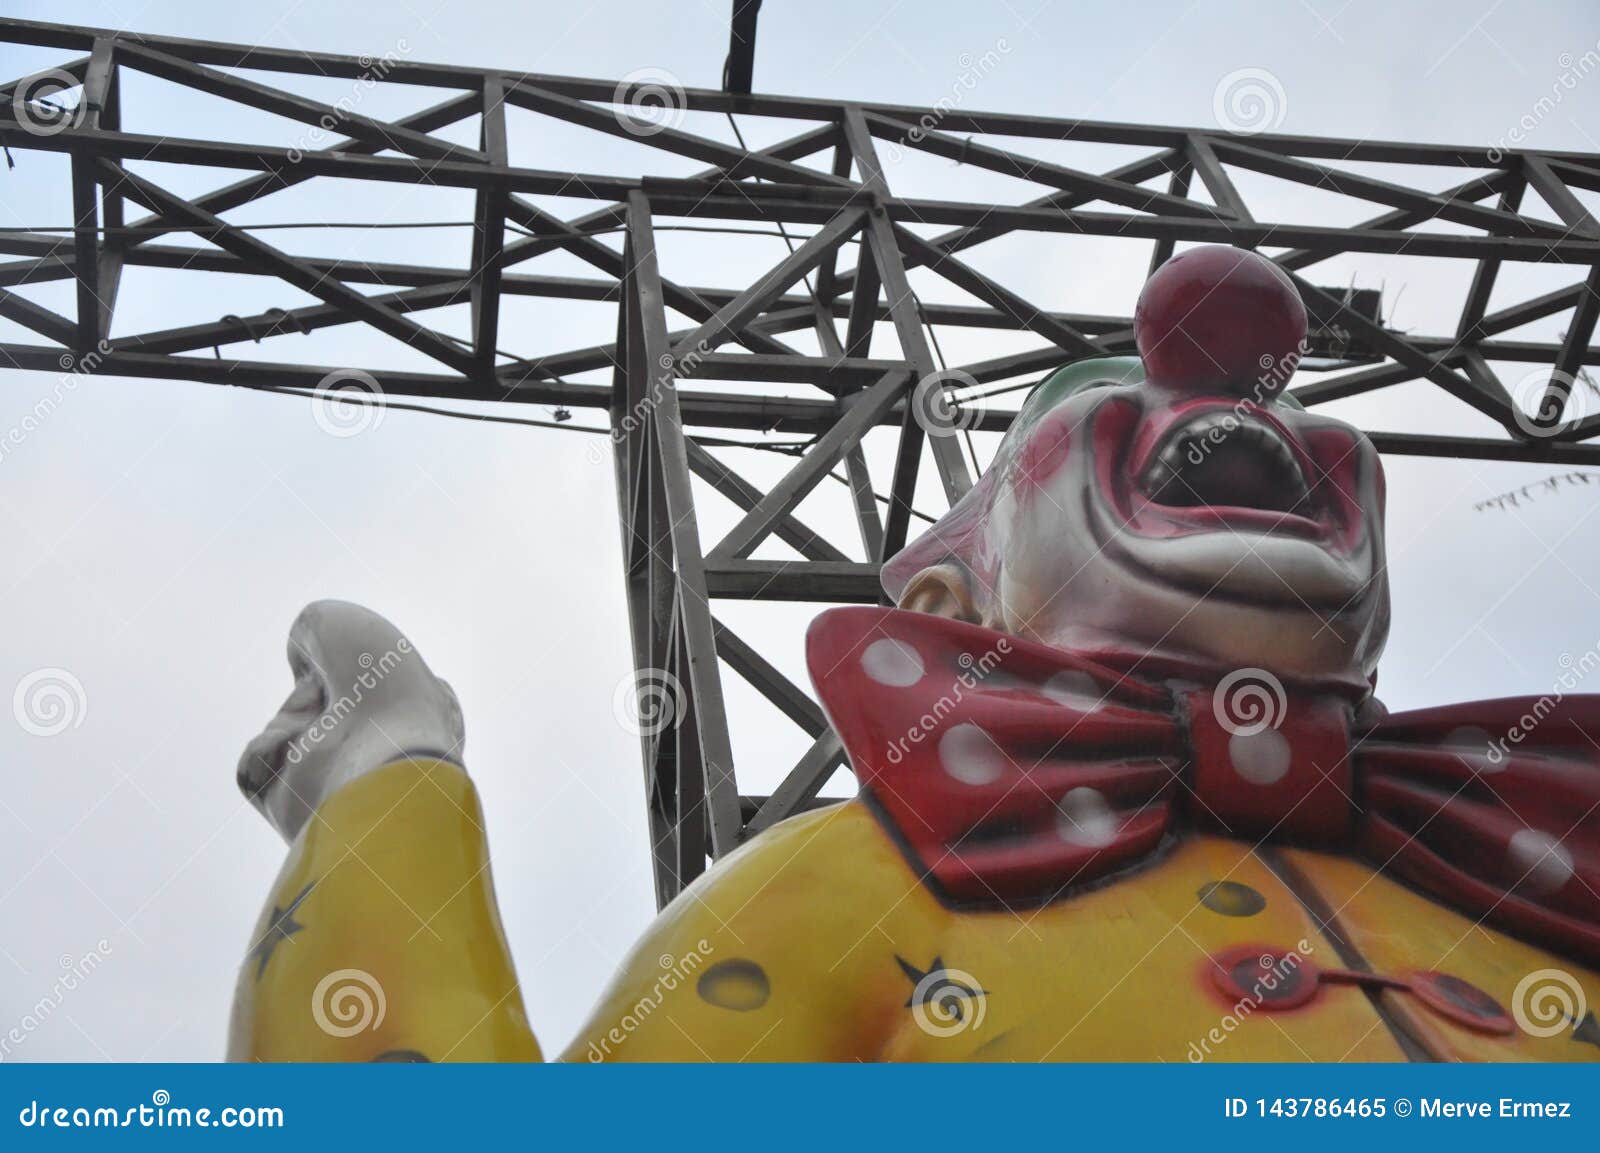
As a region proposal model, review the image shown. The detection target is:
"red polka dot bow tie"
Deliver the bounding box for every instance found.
[806,606,1600,967]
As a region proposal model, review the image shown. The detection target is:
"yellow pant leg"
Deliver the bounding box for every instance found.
[227,758,541,1062]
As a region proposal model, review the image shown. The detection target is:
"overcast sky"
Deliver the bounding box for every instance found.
[2,0,1599,1060]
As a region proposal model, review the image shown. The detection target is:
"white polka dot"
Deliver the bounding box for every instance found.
[1228,728,1291,785]
[860,638,925,687]
[1041,669,1104,711]
[938,723,1006,785]
[1056,787,1118,848]
[1444,726,1503,773]
[1508,829,1574,894]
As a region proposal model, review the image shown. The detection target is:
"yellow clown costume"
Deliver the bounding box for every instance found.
[230,755,1600,1062]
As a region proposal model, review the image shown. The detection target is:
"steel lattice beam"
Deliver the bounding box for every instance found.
[3,17,1600,905]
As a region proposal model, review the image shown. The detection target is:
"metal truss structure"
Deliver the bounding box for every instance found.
[3,17,1600,905]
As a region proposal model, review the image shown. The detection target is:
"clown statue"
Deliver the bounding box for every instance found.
[230,247,1600,1062]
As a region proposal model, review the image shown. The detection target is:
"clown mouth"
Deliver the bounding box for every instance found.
[1138,412,1312,517]
[1090,403,1370,607]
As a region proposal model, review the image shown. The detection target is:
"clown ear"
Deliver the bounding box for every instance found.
[897,563,980,623]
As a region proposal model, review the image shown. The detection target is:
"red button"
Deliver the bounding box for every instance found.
[1407,971,1515,1035]
[1207,945,1320,1011]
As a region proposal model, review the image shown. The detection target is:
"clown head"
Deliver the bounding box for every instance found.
[884,246,1390,696]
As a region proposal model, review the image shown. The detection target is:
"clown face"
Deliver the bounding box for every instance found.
[989,363,1388,688]
[884,247,1390,694]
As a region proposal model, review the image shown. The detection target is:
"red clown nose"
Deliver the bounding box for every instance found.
[1134,246,1307,397]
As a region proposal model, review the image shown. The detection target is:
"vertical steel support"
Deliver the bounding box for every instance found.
[69,40,116,351]
[471,76,508,378]
[612,222,681,905]
[841,106,971,559]
[626,191,743,895]
[1523,159,1600,427]
[1457,178,1526,341]
[1146,159,1191,278]
[86,37,123,341]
